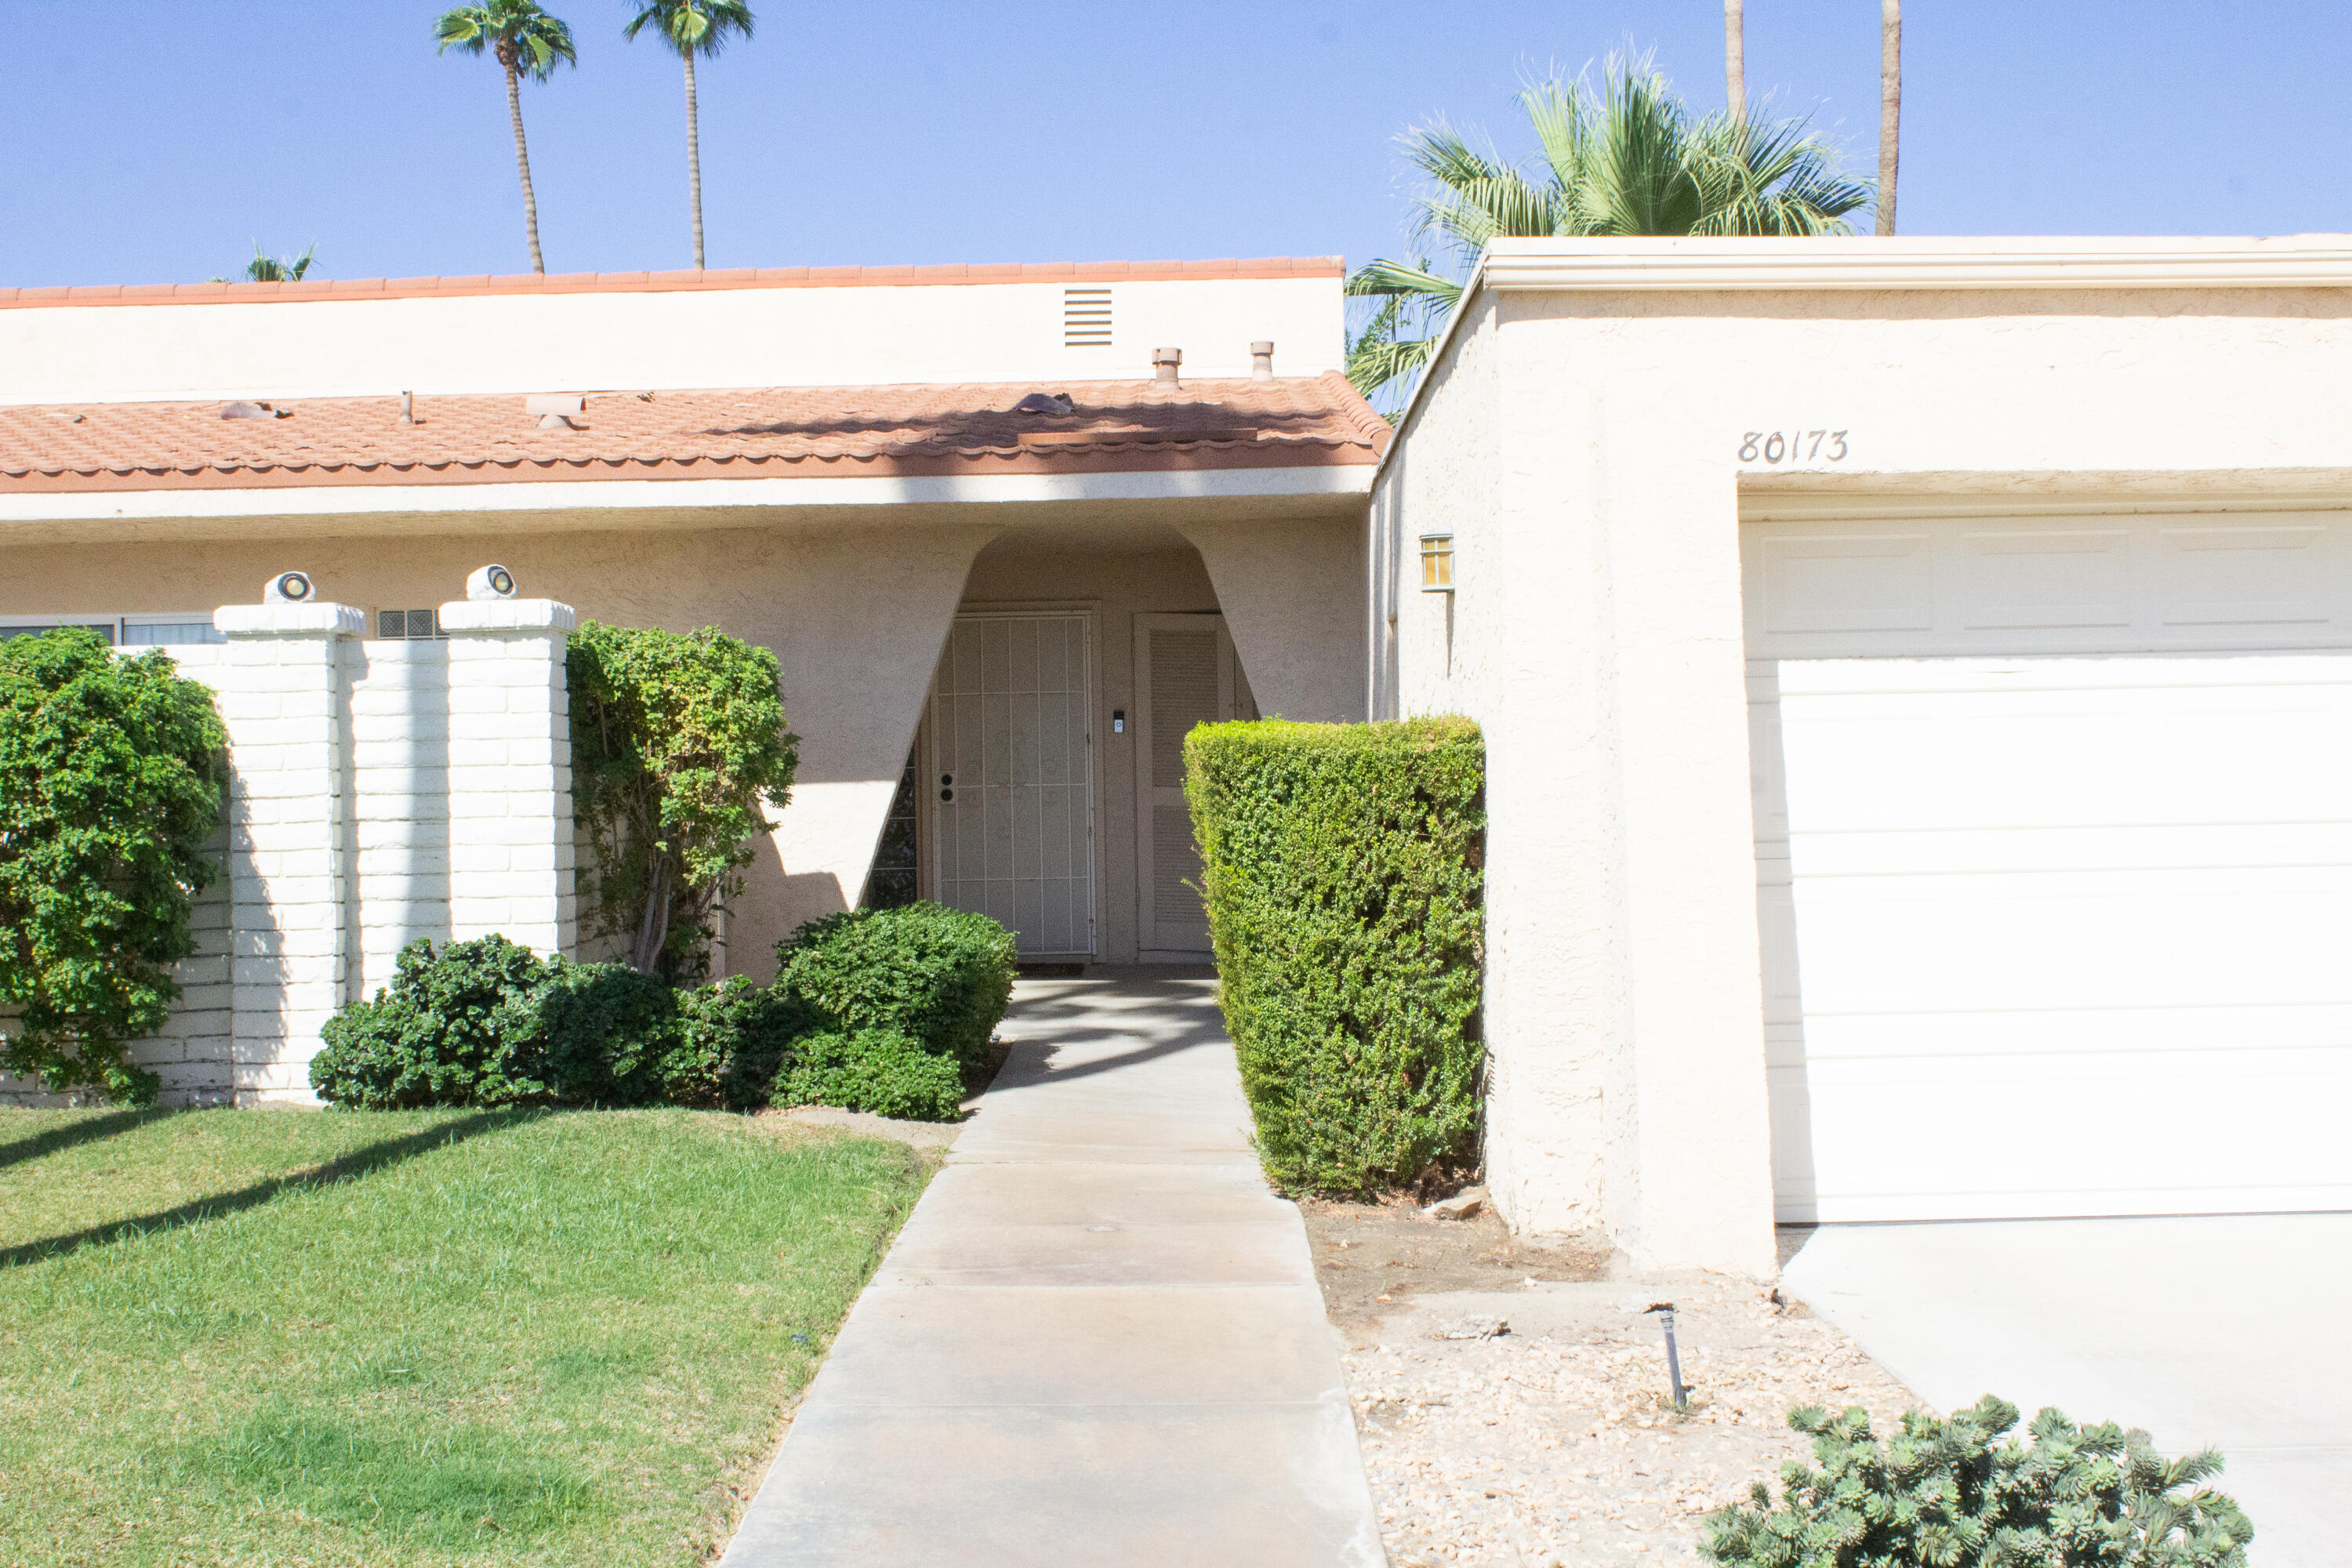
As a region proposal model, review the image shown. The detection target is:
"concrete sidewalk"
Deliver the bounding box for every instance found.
[1783,1215,2352,1568]
[719,973,1387,1567]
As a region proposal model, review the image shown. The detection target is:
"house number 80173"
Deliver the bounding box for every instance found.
[1740,430,1848,464]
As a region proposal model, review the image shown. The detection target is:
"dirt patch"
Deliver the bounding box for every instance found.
[1307,1207,1923,1567]
[1299,1194,1610,1329]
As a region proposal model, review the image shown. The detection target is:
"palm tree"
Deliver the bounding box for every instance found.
[1345,56,1869,405]
[435,1,577,276]
[1726,0,1745,121]
[623,0,755,270]
[1878,0,1901,235]
[210,243,317,285]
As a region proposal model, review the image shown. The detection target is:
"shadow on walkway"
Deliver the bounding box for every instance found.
[1,1110,530,1269]
[0,1107,183,1174]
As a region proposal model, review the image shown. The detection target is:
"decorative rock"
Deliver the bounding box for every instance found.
[1422,1186,1486,1221]
[1432,1316,1508,1341]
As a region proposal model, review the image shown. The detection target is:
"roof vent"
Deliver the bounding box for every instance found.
[1152,347,1181,387]
[1251,341,1274,381]
[1063,288,1112,348]
[223,401,292,420]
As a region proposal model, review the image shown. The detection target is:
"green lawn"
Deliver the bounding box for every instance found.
[0,1105,931,1567]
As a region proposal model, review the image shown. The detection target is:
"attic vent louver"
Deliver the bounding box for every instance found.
[1063,287,1112,347]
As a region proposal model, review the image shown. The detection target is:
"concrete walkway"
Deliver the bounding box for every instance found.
[720,972,1387,1567]
[1784,1215,2352,1568]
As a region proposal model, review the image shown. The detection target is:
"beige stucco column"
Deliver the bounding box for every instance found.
[732,523,1003,973]
[1180,517,1368,722]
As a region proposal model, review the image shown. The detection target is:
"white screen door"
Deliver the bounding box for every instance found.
[1134,613,1254,954]
[929,613,1096,956]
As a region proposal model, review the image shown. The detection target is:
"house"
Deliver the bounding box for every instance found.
[9,237,2350,1278]
[1375,235,2352,1275]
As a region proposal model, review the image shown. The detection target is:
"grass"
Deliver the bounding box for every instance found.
[0,1105,932,1566]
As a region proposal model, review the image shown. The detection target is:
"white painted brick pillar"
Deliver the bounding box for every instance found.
[212,598,366,1105]
[437,599,579,958]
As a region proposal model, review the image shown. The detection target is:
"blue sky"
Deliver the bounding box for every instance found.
[2,2,2346,289]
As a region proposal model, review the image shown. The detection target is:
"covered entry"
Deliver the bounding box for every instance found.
[1748,510,2352,1222]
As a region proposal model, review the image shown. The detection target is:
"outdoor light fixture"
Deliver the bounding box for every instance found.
[1419,533,1455,593]
[265,571,315,604]
[466,564,519,601]
[1646,1302,1690,1411]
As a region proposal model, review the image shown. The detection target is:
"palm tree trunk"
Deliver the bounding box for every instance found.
[683,49,706,270]
[1877,0,1901,236]
[1725,0,1745,121]
[506,64,547,275]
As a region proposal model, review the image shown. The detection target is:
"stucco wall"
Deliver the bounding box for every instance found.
[0,275,1345,405]
[1377,276,2352,1277]
[0,524,998,982]
[1181,514,1368,723]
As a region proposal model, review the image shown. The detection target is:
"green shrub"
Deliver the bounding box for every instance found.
[569,622,798,982]
[1185,716,1484,1193]
[771,1029,965,1122]
[314,940,835,1111]
[310,936,555,1109]
[777,902,1016,1066]
[1704,1397,2256,1567]
[0,627,227,1106]
[672,976,831,1110]
[534,961,681,1106]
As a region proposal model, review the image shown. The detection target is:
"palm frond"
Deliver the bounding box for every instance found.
[624,0,755,59]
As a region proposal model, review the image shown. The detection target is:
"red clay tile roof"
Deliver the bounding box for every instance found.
[0,257,1343,309]
[0,375,1389,493]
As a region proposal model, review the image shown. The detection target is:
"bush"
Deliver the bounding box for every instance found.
[673,976,831,1110]
[313,939,837,1111]
[1704,1398,2255,1568]
[771,1029,966,1122]
[310,936,555,1109]
[569,622,797,982]
[1185,716,1484,1193]
[535,960,682,1106]
[777,902,1016,1067]
[0,627,227,1106]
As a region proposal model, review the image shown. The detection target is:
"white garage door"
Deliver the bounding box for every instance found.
[1748,512,2352,1222]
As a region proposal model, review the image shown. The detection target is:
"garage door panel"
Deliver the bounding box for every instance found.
[1792,869,2352,1015]
[1748,511,2352,1222]
[1773,1049,2352,1222]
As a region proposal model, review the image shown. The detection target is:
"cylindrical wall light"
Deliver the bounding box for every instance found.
[1418,533,1455,593]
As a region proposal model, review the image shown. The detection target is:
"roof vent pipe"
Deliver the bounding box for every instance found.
[398,390,414,425]
[1250,341,1274,381]
[1152,347,1181,387]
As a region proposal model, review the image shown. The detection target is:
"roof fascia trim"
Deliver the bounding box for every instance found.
[0,463,1374,524]
[1372,237,2352,485]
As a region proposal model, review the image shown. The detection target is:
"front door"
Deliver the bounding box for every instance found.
[928,613,1097,956]
[1133,613,1254,956]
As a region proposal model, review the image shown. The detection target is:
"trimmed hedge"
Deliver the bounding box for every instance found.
[771,1029,967,1123]
[776,902,1017,1066]
[1185,716,1485,1193]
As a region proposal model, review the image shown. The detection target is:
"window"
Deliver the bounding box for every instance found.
[0,615,221,646]
[376,608,444,640]
[858,742,922,910]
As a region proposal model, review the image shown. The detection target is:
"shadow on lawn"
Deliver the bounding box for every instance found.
[0,1110,531,1269]
[0,1107,183,1173]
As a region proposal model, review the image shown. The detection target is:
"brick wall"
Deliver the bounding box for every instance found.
[0,594,578,1108]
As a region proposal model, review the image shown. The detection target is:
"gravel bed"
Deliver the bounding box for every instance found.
[1318,1230,1922,1566]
